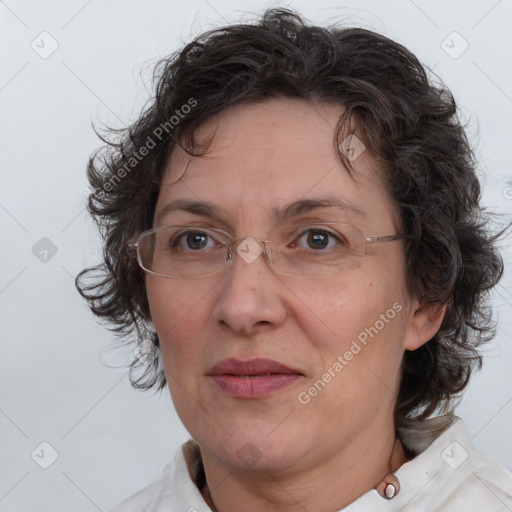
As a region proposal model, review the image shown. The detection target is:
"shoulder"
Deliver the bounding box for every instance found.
[421,456,512,510]
[107,440,210,512]
[442,445,512,508]
[397,416,512,510]
[107,481,161,512]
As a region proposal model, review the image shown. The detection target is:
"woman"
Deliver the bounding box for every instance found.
[77,8,512,511]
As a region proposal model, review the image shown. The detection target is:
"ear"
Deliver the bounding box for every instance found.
[403,301,446,351]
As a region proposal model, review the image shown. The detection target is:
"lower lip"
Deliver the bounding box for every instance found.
[210,374,303,398]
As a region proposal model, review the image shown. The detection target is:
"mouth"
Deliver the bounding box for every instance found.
[207,357,304,376]
[207,358,304,399]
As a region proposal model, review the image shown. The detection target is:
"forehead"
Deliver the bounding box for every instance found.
[156,98,396,230]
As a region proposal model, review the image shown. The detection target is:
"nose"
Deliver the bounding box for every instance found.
[211,239,287,335]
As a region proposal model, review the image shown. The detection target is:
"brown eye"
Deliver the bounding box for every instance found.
[173,231,214,251]
[296,229,344,250]
[306,230,329,249]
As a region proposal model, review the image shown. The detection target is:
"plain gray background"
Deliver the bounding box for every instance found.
[1,0,511,510]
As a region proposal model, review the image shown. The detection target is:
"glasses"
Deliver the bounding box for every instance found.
[128,223,402,279]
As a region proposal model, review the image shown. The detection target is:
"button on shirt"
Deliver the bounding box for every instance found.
[109,418,512,511]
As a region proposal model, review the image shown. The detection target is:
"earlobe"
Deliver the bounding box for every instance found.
[403,302,446,351]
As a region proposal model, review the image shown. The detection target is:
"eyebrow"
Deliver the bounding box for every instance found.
[156,197,367,226]
[275,197,367,221]
[156,199,223,225]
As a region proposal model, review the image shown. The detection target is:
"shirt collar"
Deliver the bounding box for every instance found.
[157,416,475,511]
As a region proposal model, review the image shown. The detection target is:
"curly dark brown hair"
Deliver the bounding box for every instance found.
[76,8,504,435]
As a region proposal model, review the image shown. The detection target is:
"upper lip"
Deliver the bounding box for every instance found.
[207,358,304,376]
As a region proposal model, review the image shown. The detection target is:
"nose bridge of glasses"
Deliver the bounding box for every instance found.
[229,236,270,265]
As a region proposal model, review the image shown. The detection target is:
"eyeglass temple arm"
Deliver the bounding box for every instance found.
[365,235,402,244]
[127,241,138,254]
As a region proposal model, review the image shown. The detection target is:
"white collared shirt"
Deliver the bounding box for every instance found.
[109,418,512,511]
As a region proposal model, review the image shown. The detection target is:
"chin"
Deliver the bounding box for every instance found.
[199,423,309,473]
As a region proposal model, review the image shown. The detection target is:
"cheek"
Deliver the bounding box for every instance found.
[146,279,211,362]
[146,280,213,419]
[293,274,409,370]
[290,278,378,341]
[307,286,408,416]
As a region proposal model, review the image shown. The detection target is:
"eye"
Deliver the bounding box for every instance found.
[294,228,346,251]
[171,230,219,251]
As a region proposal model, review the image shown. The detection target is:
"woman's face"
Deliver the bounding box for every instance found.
[146,98,426,474]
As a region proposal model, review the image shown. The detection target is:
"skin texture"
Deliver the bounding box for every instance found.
[146,98,444,512]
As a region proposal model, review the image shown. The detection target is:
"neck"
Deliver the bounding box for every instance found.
[199,421,409,512]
